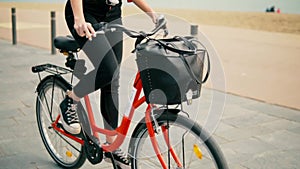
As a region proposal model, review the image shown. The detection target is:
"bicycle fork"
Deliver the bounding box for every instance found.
[145,106,184,169]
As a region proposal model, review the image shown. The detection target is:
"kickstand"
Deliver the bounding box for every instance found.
[109,152,121,169]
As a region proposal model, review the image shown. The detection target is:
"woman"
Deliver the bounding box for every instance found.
[59,0,157,168]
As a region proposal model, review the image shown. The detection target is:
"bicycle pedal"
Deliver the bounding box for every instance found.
[57,122,83,137]
[56,122,63,128]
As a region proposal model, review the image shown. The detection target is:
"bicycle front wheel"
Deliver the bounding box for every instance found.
[129,110,228,169]
[36,75,86,168]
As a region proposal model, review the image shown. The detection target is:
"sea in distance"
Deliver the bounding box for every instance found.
[1,0,299,14]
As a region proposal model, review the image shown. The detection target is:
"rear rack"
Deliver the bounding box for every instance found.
[32,63,73,75]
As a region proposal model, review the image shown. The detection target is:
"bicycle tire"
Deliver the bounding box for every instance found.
[36,75,86,168]
[128,110,228,169]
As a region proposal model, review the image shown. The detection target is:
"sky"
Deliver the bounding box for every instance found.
[1,0,299,14]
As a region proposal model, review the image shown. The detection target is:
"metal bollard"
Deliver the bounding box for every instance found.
[190,24,198,37]
[11,8,17,45]
[51,11,56,55]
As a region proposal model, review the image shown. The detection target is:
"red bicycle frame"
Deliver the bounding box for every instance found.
[51,73,182,169]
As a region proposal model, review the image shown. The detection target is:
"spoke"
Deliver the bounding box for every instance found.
[54,130,81,153]
[38,95,53,124]
[139,155,161,168]
[138,158,161,169]
[136,138,166,169]
[167,121,170,169]
[186,144,195,168]
[38,86,63,124]
[133,118,222,169]
[51,81,55,116]
[37,80,85,167]
[40,88,51,117]
[182,134,185,168]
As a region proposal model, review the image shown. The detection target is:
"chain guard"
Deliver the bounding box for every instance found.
[84,135,103,165]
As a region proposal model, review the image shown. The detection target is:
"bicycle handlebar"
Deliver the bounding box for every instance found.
[93,15,168,38]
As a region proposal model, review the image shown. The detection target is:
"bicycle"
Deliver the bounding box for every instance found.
[32,16,228,169]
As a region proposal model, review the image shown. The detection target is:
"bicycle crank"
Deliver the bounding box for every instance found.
[84,134,103,164]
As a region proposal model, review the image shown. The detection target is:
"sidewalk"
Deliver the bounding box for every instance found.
[0,39,300,169]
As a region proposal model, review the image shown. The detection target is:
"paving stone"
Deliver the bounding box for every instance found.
[221,104,257,120]
[0,137,42,156]
[212,134,230,145]
[0,151,58,169]
[224,93,257,106]
[0,108,22,119]
[215,121,236,134]
[0,118,18,127]
[244,102,300,123]
[241,149,300,169]
[8,123,39,138]
[217,125,274,141]
[220,147,250,166]
[0,127,17,141]
[288,127,300,135]
[223,111,279,128]
[228,163,249,169]
[1,39,300,169]
[255,130,300,150]
[260,118,300,131]
[222,137,276,155]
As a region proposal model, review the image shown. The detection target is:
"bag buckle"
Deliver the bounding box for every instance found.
[186,90,193,105]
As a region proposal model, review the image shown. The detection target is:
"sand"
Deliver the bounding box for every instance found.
[125,7,300,35]
[1,2,300,35]
[0,2,300,110]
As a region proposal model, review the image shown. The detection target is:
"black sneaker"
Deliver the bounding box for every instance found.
[59,95,81,134]
[104,148,131,169]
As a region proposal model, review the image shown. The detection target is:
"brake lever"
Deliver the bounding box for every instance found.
[155,15,168,37]
[163,28,169,37]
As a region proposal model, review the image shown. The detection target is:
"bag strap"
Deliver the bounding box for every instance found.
[173,36,210,84]
[152,37,197,55]
[202,51,210,83]
[190,39,210,83]
[158,36,210,84]
[173,36,197,50]
[179,50,210,84]
[150,36,211,84]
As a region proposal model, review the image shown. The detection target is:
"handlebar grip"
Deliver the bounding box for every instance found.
[93,22,107,31]
[32,65,44,73]
[156,15,166,28]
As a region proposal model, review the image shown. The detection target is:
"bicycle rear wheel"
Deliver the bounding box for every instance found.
[36,75,86,168]
[129,110,228,169]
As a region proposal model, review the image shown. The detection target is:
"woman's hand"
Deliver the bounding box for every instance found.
[132,0,157,23]
[74,19,96,41]
[70,0,95,40]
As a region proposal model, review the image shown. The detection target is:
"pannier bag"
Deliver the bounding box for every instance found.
[136,36,210,105]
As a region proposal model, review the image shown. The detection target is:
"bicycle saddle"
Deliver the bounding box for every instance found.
[54,36,81,52]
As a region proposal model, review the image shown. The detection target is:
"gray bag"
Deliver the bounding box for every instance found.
[136,36,210,105]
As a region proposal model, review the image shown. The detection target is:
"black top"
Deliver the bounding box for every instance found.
[65,0,122,22]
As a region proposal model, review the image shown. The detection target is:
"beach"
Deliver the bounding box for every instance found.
[1,2,300,34]
[0,2,300,110]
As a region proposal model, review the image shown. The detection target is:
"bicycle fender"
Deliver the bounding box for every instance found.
[36,75,72,93]
[128,109,180,156]
[130,109,180,135]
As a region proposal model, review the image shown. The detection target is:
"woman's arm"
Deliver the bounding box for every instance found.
[132,0,157,23]
[70,0,95,40]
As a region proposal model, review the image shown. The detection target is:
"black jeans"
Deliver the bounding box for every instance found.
[65,2,123,130]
